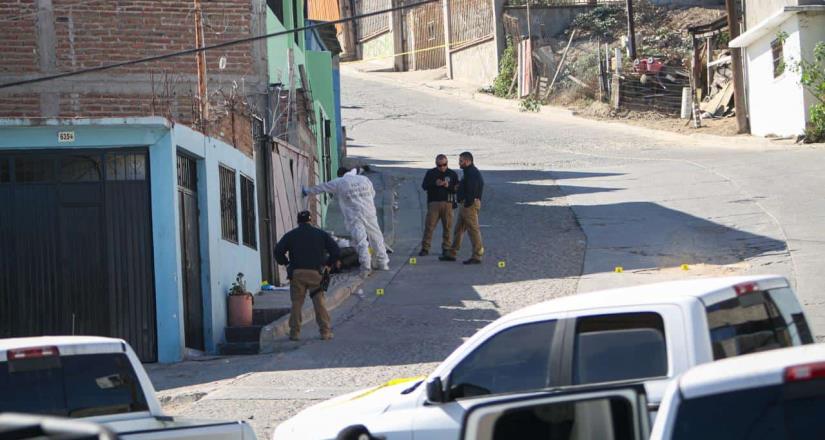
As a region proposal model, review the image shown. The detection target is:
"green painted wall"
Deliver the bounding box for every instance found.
[265,3,305,85]
[266,0,342,227]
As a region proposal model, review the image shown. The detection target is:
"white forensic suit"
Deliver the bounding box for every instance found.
[305,169,390,272]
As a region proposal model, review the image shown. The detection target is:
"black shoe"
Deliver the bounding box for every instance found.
[463,258,482,265]
[418,249,428,256]
[439,255,456,262]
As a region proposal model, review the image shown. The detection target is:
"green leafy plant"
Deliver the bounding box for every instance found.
[493,37,517,98]
[571,5,624,40]
[519,96,542,112]
[789,40,825,142]
[228,272,250,296]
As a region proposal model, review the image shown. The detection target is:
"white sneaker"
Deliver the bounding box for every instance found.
[376,262,390,271]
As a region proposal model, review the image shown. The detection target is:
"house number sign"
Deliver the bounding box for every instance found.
[58,131,76,143]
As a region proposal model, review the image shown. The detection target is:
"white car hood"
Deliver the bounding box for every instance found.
[274,377,424,440]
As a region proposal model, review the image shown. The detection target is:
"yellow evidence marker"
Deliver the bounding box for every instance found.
[614,266,624,273]
[681,264,690,271]
[376,288,385,296]
[409,257,417,265]
[498,261,506,268]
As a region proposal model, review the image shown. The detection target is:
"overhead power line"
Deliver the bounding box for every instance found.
[0,0,439,90]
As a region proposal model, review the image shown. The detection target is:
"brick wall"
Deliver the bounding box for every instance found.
[0,0,266,155]
[0,1,38,74]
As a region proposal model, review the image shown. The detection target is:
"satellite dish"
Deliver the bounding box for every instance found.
[219,56,227,70]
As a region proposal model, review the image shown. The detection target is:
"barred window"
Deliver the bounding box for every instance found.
[240,175,256,249]
[219,165,238,243]
[771,39,785,78]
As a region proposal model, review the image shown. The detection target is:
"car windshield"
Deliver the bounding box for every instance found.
[0,353,149,418]
[671,383,825,440]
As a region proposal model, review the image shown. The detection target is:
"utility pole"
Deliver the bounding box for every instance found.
[625,0,636,60]
[442,0,452,79]
[725,0,749,133]
[194,0,209,124]
[526,0,531,40]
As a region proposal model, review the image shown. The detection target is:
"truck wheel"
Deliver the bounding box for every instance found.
[336,424,373,440]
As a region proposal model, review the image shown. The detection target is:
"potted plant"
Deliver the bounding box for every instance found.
[227,272,254,327]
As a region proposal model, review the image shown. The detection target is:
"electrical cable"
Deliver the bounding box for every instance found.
[0,0,439,90]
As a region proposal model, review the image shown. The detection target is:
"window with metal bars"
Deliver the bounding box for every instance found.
[219,165,238,243]
[771,38,785,78]
[240,175,256,249]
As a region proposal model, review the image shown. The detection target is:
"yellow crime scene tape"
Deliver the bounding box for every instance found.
[354,35,494,64]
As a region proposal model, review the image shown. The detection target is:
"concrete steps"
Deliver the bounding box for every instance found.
[218,292,291,355]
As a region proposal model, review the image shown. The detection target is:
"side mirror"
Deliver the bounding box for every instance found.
[426,377,446,403]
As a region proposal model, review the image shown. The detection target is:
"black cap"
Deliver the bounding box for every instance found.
[297,210,311,223]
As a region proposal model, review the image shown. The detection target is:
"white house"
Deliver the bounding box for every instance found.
[729,2,825,137]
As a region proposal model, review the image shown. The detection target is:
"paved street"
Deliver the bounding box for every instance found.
[148,69,825,439]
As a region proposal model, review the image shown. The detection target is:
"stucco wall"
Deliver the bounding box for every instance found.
[173,124,262,356]
[745,0,792,29]
[745,15,807,136]
[361,32,395,70]
[451,40,499,86]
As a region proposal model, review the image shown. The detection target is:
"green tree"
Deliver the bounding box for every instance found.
[798,42,825,142]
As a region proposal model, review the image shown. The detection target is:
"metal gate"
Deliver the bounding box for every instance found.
[0,149,158,361]
[177,153,204,351]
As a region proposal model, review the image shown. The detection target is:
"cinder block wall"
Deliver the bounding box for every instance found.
[0,0,269,155]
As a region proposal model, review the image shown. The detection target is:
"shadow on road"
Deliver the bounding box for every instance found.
[147,164,786,390]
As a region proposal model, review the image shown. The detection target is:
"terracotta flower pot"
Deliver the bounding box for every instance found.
[228,294,253,327]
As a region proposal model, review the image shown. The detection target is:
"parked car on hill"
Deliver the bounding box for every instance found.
[0,336,257,439]
[275,275,813,440]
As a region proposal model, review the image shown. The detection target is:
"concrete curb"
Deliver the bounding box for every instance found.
[258,273,363,353]
[257,169,397,353]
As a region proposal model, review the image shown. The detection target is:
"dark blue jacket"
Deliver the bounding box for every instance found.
[275,223,340,278]
[457,164,484,207]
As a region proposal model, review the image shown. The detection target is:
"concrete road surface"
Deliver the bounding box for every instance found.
[147,69,825,439]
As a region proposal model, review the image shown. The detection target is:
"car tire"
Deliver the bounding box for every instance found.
[336,424,374,440]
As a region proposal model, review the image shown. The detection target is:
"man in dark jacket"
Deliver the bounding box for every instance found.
[419,154,459,257]
[440,152,484,264]
[275,210,340,341]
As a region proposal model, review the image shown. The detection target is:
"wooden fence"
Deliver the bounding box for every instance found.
[405,1,446,69]
[449,0,494,50]
[505,0,624,6]
[354,0,391,41]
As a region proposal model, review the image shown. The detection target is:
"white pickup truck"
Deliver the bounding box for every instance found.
[275,275,813,439]
[457,344,825,440]
[0,336,257,439]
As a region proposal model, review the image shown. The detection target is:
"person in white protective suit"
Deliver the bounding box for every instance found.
[303,167,390,275]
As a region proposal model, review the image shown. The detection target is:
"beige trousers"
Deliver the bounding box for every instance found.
[421,201,454,253]
[448,199,484,260]
[289,269,332,337]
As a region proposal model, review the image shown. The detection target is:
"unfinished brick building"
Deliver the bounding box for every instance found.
[0,0,269,154]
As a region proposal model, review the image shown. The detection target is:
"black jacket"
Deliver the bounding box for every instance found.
[457,164,484,207]
[421,167,459,203]
[274,223,340,278]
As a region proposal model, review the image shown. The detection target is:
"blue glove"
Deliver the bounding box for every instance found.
[301,186,308,197]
